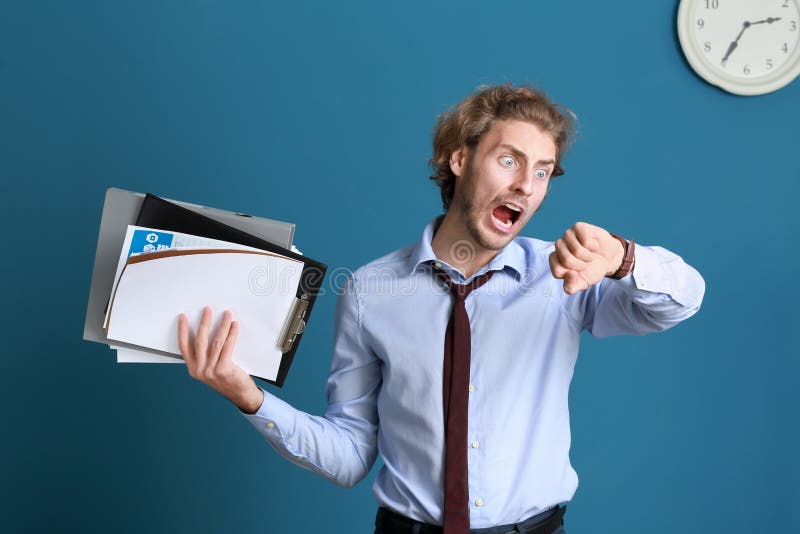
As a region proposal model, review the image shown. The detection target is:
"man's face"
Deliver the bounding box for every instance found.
[450,119,557,251]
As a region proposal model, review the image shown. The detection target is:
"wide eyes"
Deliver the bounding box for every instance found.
[499,156,550,180]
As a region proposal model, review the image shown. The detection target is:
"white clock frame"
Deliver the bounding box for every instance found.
[677,0,800,95]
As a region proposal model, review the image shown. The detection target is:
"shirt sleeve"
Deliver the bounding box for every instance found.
[569,243,706,338]
[240,272,381,488]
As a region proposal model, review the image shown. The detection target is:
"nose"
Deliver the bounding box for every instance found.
[511,167,537,196]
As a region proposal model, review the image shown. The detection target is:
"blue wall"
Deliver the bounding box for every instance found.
[2,1,798,532]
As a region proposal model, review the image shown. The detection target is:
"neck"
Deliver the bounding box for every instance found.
[431,209,500,279]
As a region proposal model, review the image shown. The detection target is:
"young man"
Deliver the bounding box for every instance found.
[177,84,705,534]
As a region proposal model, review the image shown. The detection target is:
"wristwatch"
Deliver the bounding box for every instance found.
[607,233,635,280]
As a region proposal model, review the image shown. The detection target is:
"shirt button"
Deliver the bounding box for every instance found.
[295,455,303,460]
[266,422,275,429]
[471,441,480,449]
[475,498,484,507]
[434,261,442,268]
[468,384,476,392]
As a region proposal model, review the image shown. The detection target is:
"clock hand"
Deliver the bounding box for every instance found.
[721,17,783,66]
[748,16,782,26]
[721,22,749,66]
[721,41,738,66]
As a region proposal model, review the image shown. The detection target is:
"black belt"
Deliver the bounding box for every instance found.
[375,505,566,534]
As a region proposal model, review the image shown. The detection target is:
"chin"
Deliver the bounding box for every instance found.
[468,218,522,251]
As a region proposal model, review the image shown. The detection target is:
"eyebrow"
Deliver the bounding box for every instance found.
[498,143,556,167]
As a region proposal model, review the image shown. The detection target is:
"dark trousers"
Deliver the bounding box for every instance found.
[375,505,566,534]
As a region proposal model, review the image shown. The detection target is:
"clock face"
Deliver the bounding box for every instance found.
[678,0,800,95]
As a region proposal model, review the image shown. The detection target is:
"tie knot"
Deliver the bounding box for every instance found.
[432,264,494,301]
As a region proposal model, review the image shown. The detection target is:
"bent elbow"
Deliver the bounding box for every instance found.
[330,466,370,489]
[324,438,376,489]
[639,294,704,334]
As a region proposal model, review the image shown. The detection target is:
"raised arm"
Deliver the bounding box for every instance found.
[549,222,705,337]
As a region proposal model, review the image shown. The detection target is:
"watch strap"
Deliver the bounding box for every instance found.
[608,233,635,280]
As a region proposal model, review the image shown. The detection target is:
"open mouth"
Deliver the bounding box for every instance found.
[490,202,523,233]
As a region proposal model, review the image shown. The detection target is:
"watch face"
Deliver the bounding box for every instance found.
[679,0,800,94]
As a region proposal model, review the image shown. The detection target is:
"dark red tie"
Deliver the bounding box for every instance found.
[433,265,495,534]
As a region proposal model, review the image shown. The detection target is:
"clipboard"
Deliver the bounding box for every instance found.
[134,193,327,387]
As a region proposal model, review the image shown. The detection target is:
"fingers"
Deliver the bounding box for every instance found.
[182,307,240,379]
[178,307,251,409]
[550,222,609,294]
[562,270,590,295]
[572,221,601,251]
[554,237,588,272]
[177,313,195,364]
[549,235,596,279]
[206,310,233,369]
[563,228,602,262]
[549,250,567,279]
[552,224,603,273]
[194,306,213,369]
[218,320,240,367]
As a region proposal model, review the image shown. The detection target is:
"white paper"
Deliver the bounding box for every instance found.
[104,225,266,330]
[106,248,303,381]
[106,228,303,365]
[112,345,184,364]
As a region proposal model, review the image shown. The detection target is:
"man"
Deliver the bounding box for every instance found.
[177,83,705,534]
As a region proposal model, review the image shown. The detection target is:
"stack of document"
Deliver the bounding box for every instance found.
[103,225,304,381]
[84,189,327,386]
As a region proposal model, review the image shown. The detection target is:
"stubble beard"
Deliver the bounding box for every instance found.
[460,195,507,251]
[456,166,532,252]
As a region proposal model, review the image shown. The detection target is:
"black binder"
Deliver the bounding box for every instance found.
[135,193,327,387]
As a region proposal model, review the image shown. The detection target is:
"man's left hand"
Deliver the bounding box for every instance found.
[548,222,625,295]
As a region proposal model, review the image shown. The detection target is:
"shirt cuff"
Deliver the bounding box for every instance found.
[238,388,338,478]
[609,244,672,296]
[240,388,298,442]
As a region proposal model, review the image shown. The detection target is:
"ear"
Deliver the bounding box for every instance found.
[449,147,469,178]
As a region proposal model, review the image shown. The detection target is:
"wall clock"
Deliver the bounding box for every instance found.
[677,0,800,95]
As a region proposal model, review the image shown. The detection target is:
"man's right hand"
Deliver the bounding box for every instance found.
[177,306,264,414]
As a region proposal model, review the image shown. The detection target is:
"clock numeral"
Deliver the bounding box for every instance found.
[791,20,797,31]
[697,18,705,29]
[743,65,751,75]
[704,41,712,52]
[783,0,790,7]
[704,0,719,8]
[766,58,774,70]
[782,42,789,53]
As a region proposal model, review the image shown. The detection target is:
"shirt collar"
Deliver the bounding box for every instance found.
[408,215,527,279]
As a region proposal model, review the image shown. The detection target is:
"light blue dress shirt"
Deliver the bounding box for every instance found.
[242,216,705,528]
